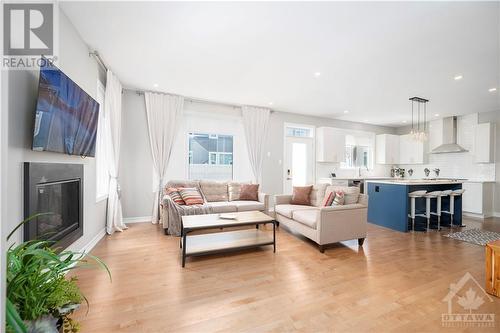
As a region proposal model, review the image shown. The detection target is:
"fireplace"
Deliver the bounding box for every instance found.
[24,162,83,250]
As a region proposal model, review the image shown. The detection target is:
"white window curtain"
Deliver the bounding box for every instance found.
[241,106,271,184]
[105,70,127,234]
[144,92,184,224]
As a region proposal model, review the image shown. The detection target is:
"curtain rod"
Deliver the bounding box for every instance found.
[89,51,108,72]
[126,88,273,111]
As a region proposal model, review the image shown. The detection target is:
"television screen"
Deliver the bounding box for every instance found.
[32,62,99,157]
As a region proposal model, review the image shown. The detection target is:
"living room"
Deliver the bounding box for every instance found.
[1,1,500,332]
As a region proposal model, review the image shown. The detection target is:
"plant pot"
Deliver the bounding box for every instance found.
[26,315,59,333]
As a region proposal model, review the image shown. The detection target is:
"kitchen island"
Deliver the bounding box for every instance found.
[366,179,463,232]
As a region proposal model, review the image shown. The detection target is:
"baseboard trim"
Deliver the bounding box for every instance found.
[463,212,486,220]
[123,216,152,224]
[493,212,500,218]
[79,228,106,254]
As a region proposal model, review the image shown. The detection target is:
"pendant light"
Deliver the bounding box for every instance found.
[409,96,429,142]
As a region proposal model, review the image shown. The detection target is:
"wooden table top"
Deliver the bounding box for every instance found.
[182,211,274,230]
[486,239,500,250]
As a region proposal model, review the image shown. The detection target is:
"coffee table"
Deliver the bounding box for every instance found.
[180,211,276,267]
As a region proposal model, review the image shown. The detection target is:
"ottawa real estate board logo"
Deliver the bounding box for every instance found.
[3,2,57,69]
[442,272,495,328]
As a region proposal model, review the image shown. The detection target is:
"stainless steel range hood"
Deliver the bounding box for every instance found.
[431,116,468,154]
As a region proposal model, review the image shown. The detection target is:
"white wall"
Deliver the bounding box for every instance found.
[2,10,107,252]
[120,89,396,219]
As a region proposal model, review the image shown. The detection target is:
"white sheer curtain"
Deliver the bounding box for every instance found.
[105,70,127,235]
[241,106,271,184]
[144,92,184,224]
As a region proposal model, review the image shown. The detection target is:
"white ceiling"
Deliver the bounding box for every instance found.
[61,1,500,127]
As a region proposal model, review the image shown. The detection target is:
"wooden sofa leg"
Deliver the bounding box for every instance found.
[358,238,365,246]
[164,228,168,235]
[319,245,325,253]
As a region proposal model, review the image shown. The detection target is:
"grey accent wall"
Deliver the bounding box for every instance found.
[3,10,107,251]
[120,89,396,219]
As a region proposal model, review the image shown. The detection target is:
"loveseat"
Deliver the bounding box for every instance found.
[161,180,269,236]
[274,184,368,252]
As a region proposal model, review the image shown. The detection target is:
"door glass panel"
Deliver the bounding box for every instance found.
[292,143,307,186]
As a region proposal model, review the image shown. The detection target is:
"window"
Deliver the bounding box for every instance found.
[286,126,313,138]
[188,133,233,180]
[95,81,109,201]
[340,133,374,169]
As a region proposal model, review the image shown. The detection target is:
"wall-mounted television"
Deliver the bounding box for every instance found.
[32,61,99,157]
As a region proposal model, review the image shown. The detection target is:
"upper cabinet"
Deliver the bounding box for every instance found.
[375,134,400,164]
[399,134,425,164]
[376,133,426,165]
[475,123,495,163]
[316,127,345,162]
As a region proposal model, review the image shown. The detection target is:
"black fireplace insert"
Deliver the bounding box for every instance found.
[24,162,83,250]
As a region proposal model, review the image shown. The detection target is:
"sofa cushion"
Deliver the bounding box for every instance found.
[291,186,313,205]
[232,200,265,212]
[200,181,229,202]
[228,181,253,201]
[167,180,200,189]
[165,187,186,205]
[179,188,204,205]
[326,186,360,205]
[206,201,237,213]
[275,204,317,219]
[332,191,345,205]
[321,190,335,207]
[239,184,259,201]
[292,209,319,229]
[310,183,328,207]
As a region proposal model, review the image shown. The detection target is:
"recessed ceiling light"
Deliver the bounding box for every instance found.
[435,114,440,117]
[343,110,349,114]
[402,120,407,123]
[153,83,159,88]
[454,74,463,81]
[488,87,497,92]
[268,102,274,106]
[314,72,321,77]
[363,119,368,122]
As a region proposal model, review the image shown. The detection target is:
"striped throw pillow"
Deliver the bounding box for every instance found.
[321,191,335,207]
[179,188,204,206]
[166,187,185,205]
[332,191,345,206]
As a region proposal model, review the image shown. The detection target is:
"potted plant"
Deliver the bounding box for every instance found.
[5,215,111,333]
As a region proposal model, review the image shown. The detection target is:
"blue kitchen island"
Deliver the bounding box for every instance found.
[366,180,463,232]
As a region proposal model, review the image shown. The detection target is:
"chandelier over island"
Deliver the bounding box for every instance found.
[409,96,429,142]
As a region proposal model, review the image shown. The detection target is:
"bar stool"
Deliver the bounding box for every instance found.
[441,189,465,228]
[425,191,442,231]
[408,190,427,231]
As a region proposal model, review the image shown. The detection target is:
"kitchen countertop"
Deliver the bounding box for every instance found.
[319,177,393,181]
[365,179,465,185]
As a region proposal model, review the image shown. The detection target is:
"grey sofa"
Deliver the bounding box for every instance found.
[161,180,269,236]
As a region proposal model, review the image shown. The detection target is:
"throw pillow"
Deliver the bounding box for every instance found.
[321,191,335,207]
[290,185,313,205]
[179,188,204,206]
[332,191,345,205]
[239,184,259,201]
[166,187,185,205]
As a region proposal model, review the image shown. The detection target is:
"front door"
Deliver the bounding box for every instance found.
[284,136,314,194]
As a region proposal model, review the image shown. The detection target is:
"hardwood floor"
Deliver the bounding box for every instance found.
[72,218,500,332]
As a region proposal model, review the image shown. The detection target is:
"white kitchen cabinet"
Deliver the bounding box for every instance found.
[375,134,400,164]
[475,123,495,163]
[399,134,425,164]
[316,127,346,163]
[462,182,494,218]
